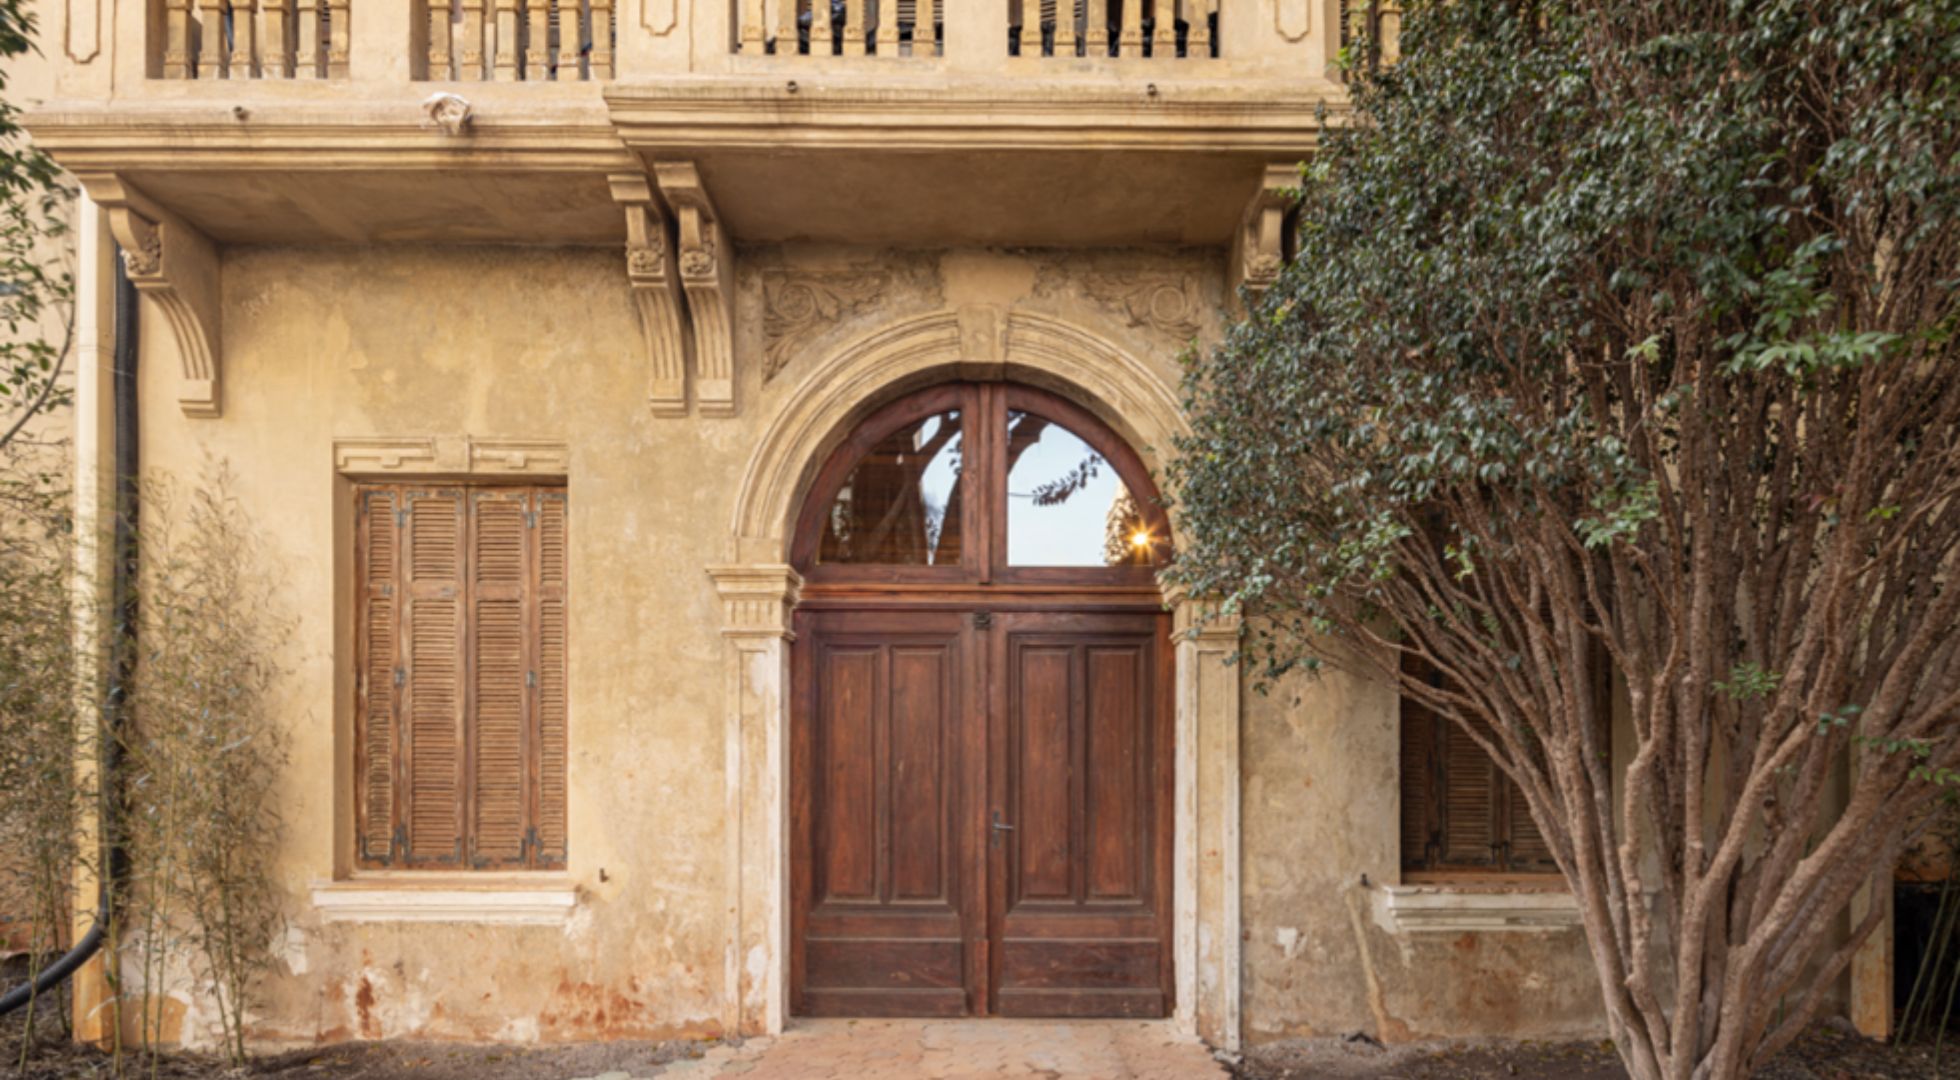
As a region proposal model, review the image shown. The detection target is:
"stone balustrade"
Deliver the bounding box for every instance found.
[141,0,1366,81]
[420,0,616,80]
[159,0,351,78]
[1012,0,1217,60]
[733,0,942,57]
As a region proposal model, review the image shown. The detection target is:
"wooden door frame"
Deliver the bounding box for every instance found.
[709,344,1247,1049]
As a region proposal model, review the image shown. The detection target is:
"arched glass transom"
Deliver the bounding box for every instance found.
[793,382,1169,586]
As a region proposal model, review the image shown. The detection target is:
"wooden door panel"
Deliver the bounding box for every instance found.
[990,611,1171,1019]
[793,610,980,1017]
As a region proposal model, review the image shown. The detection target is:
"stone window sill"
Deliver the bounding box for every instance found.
[1372,880,1582,934]
[310,875,578,926]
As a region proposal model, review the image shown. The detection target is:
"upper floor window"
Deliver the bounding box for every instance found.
[354,482,568,870]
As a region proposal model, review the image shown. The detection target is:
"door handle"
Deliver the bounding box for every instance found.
[990,810,1014,849]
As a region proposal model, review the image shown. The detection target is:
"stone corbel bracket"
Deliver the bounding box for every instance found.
[1229,164,1299,314]
[78,173,222,418]
[656,161,736,417]
[609,173,690,416]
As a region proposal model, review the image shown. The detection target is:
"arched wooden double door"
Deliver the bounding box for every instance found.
[789,382,1174,1019]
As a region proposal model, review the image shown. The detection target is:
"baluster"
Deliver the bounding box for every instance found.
[1151,0,1176,56]
[230,0,257,76]
[590,0,612,75]
[198,0,227,76]
[525,0,550,78]
[778,0,799,55]
[1117,0,1141,56]
[841,0,864,55]
[557,0,582,79]
[740,0,765,54]
[459,0,485,77]
[427,0,452,78]
[1380,0,1401,64]
[265,0,292,75]
[492,0,519,78]
[294,0,318,75]
[1084,0,1106,56]
[1016,0,1037,54]
[873,0,897,54]
[810,0,831,55]
[164,0,193,77]
[1188,0,1211,56]
[1053,0,1076,55]
[326,0,349,75]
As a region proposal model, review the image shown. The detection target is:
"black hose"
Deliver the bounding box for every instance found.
[0,242,137,1017]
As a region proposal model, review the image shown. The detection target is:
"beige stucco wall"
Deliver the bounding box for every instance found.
[132,241,1251,1046]
[1239,662,1608,1043]
[126,235,1619,1049]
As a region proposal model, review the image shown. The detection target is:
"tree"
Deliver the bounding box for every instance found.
[1167,2,1960,1079]
[0,0,73,452]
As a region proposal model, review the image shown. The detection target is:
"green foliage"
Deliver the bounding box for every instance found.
[0,441,81,1059]
[120,464,293,1066]
[1170,1,1960,1076]
[0,0,75,450]
[1171,0,1960,676]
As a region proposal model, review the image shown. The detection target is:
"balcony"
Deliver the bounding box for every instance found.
[28,0,1371,251]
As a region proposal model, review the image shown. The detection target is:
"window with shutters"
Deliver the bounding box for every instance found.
[1398,650,1608,877]
[354,482,568,871]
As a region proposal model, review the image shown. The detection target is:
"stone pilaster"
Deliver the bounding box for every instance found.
[707,564,802,1036]
[1172,594,1243,1052]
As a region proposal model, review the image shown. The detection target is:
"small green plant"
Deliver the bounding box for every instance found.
[0,441,84,1067]
[119,462,293,1068]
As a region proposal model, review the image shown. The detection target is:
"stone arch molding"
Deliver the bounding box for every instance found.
[706,306,1241,1052]
[727,306,1191,565]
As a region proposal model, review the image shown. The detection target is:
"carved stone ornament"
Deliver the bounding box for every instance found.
[656,161,737,416]
[626,237,666,279]
[334,435,570,477]
[679,234,718,280]
[609,172,688,416]
[122,231,164,278]
[1232,164,1299,312]
[1080,272,1206,340]
[761,271,889,381]
[78,173,223,418]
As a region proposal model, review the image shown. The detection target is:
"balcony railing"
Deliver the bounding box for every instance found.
[1010,0,1216,59]
[731,0,1217,58]
[734,0,943,57]
[139,0,1331,81]
[419,0,615,79]
[158,0,351,79]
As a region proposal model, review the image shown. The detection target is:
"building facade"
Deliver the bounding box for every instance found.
[20,0,1820,1053]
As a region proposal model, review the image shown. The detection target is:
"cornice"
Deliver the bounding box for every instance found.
[606,77,1342,153]
[25,103,635,173]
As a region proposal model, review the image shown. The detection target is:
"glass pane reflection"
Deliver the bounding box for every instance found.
[817,410,965,565]
[1006,409,1151,567]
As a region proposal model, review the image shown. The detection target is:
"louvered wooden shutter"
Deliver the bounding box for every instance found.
[535,491,569,866]
[355,488,401,863]
[1438,715,1499,868]
[1400,652,1564,874]
[404,487,468,865]
[470,489,531,865]
[355,482,568,870]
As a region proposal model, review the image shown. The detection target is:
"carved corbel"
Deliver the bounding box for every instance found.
[655,162,736,417]
[79,174,223,418]
[609,173,689,416]
[1229,164,1299,314]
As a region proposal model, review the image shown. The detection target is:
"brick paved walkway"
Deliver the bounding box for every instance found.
[644,1019,1228,1079]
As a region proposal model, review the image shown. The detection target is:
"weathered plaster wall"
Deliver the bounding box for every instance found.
[132,241,1225,1048]
[1238,659,1610,1044]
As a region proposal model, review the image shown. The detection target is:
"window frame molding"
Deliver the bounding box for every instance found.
[330,436,572,903]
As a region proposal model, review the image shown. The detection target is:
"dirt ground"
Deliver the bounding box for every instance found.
[6,1009,1958,1078]
[1234,1021,1957,1080]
